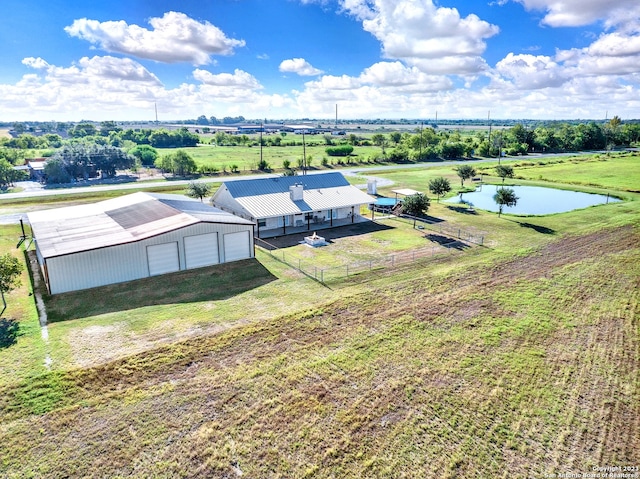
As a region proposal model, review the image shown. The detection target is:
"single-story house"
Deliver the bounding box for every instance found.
[28,192,255,294]
[211,172,375,237]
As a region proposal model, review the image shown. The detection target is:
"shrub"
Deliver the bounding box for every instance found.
[325,145,354,157]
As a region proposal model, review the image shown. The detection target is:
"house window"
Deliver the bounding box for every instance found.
[258,219,266,227]
[277,216,290,227]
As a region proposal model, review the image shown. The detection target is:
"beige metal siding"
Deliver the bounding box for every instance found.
[45,222,253,294]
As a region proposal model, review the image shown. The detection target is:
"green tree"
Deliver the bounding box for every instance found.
[428,177,451,202]
[129,144,158,167]
[402,193,430,216]
[455,164,476,187]
[69,122,97,138]
[257,158,270,171]
[214,131,228,146]
[440,142,465,159]
[171,150,197,176]
[495,164,514,183]
[185,181,212,202]
[493,187,519,217]
[325,145,354,157]
[0,253,22,315]
[99,121,121,136]
[44,157,72,183]
[371,133,387,154]
[0,159,27,188]
[154,155,173,174]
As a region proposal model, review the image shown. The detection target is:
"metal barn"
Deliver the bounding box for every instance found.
[28,192,255,294]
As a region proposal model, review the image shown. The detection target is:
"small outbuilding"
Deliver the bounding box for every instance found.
[211,172,375,237]
[28,192,255,294]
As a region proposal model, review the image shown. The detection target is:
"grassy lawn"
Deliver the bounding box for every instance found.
[375,151,639,197]
[500,151,640,192]
[0,155,638,477]
[159,143,381,172]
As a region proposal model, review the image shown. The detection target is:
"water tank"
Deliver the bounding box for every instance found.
[367,179,377,195]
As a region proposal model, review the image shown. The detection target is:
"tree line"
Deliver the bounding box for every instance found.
[359,117,639,163]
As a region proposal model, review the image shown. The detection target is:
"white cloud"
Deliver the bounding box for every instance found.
[193,69,262,89]
[360,61,453,91]
[279,58,324,76]
[23,55,162,86]
[511,0,640,29]
[65,11,245,65]
[495,53,567,89]
[0,56,295,121]
[340,0,499,74]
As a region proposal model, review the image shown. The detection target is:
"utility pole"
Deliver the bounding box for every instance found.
[487,110,492,158]
[260,121,263,166]
[302,129,307,175]
[419,121,423,161]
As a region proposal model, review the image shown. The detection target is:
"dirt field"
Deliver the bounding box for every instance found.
[0,224,637,478]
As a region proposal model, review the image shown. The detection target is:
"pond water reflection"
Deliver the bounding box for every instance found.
[445,184,620,215]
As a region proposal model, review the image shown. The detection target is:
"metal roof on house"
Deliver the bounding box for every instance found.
[218,172,375,219]
[223,172,350,197]
[28,192,252,259]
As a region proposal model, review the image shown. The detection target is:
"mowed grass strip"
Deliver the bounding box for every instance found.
[0,225,637,478]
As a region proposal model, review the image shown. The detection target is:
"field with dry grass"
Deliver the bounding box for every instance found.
[0,155,638,478]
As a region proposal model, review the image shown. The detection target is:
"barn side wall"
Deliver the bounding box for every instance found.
[44,222,254,294]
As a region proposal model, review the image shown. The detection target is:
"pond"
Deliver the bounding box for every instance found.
[445,184,620,215]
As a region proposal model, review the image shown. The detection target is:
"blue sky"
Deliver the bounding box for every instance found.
[0,0,638,121]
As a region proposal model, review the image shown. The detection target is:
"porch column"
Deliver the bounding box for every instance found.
[283,216,286,235]
[351,206,355,223]
[330,209,333,226]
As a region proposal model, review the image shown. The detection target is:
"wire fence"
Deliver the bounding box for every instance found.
[256,236,469,284]
[387,214,485,245]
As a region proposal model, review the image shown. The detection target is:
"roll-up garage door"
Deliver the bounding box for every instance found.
[147,242,180,276]
[223,231,251,262]
[184,232,219,269]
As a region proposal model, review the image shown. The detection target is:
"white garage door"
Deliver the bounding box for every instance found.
[223,231,251,262]
[184,232,219,269]
[147,242,180,276]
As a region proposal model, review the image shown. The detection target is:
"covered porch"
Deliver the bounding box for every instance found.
[256,214,371,239]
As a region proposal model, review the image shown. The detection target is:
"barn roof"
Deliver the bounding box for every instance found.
[217,172,375,219]
[28,192,252,258]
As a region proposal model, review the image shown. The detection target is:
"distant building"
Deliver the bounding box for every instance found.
[25,158,48,181]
